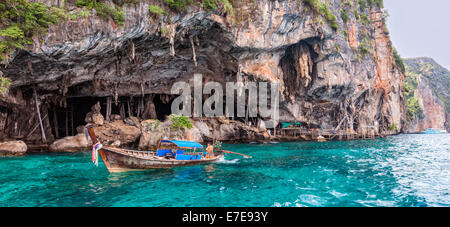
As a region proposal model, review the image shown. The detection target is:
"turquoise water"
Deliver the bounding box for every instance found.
[0,134,449,207]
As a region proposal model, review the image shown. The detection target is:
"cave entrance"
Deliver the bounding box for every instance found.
[47,94,179,139]
[48,96,136,139]
[152,94,177,121]
[280,39,319,97]
[48,97,101,139]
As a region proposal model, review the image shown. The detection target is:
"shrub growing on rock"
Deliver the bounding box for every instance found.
[169,114,193,130]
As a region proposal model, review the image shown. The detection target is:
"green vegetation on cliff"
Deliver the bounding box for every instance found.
[75,0,125,25]
[164,0,232,12]
[0,77,11,94]
[403,69,424,122]
[393,48,406,72]
[359,0,383,10]
[149,5,167,17]
[303,0,338,31]
[169,114,193,130]
[164,0,192,11]
[0,0,68,62]
[389,123,398,131]
[340,9,349,23]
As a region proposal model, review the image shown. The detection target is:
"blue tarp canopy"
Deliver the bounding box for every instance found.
[160,140,203,148]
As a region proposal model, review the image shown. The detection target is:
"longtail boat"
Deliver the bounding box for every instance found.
[85,125,224,173]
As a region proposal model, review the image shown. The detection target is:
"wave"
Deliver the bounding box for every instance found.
[216,156,240,164]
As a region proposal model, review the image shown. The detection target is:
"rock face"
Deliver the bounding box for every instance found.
[139,120,191,150]
[95,120,141,146]
[0,0,406,146]
[0,141,27,156]
[404,58,449,132]
[49,133,92,152]
[85,102,105,125]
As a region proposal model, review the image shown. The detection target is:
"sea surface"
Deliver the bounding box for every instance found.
[0,134,449,207]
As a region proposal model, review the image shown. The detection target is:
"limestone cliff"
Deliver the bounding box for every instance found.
[404,57,449,133]
[0,0,406,147]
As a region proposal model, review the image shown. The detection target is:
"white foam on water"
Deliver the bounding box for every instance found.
[216,156,240,164]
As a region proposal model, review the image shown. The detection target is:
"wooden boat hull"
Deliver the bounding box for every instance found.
[99,147,224,173]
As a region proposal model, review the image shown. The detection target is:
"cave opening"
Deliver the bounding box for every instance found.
[46,94,181,139]
[152,94,177,121]
[280,39,319,98]
[48,97,101,138]
[45,89,271,139]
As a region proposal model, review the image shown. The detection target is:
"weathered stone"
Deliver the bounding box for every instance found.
[49,133,91,152]
[0,140,27,156]
[85,112,104,125]
[138,120,185,150]
[218,124,237,141]
[193,121,213,139]
[124,116,141,127]
[111,140,121,147]
[110,114,122,121]
[95,120,141,146]
[91,113,105,125]
[187,128,203,143]
[258,120,266,130]
[142,99,158,120]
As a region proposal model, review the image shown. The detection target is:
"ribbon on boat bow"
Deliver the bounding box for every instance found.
[92,142,102,166]
[84,126,102,166]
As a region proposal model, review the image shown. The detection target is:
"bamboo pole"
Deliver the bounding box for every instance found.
[106,96,112,121]
[27,113,48,137]
[71,103,74,136]
[120,102,125,120]
[33,89,46,143]
[65,109,69,137]
[273,120,277,137]
[245,93,249,125]
[53,107,59,138]
[127,98,132,117]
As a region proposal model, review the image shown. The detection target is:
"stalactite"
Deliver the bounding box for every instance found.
[113,40,119,53]
[168,23,176,57]
[190,36,198,67]
[115,57,121,76]
[195,36,200,46]
[62,97,67,108]
[114,89,119,106]
[130,41,135,62]
[106,97,112,122]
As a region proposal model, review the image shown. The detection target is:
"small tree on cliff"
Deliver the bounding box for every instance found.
[169,114,193,130]
[0,76,10,94]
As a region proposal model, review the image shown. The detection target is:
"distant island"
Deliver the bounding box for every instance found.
[403,57,450,133]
